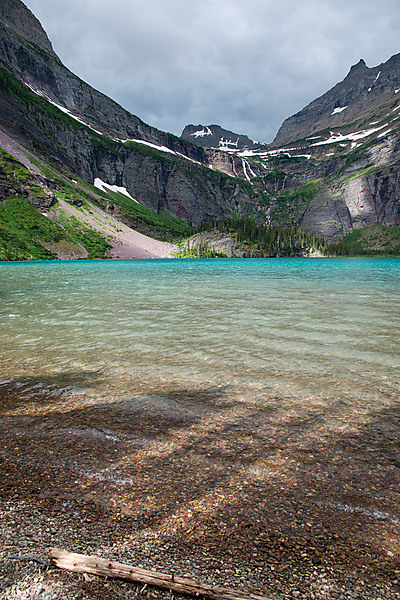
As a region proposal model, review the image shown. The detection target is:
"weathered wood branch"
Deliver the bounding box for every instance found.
[48,548,268,600]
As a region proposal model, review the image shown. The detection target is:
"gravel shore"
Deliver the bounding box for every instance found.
[0,380,399,600]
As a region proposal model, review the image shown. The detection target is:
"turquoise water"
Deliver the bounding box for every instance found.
[0,257,399,423]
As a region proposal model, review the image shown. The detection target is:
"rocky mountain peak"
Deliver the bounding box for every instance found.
[0,0,56,56]
[349,58,367,72]
[340,58,369,85]
[181,124,262,152]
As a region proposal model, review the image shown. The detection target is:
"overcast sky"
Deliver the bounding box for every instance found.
[23,0,400,143]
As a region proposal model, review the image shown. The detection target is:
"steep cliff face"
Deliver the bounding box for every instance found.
[258,134,400,242]
[0,15,206,162]
[0,0,56,56]
[122,149,254,225]
[299,142,400,240]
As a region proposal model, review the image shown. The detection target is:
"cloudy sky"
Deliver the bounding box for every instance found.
[23,0,400,143]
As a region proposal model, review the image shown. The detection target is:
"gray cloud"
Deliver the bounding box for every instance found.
[24,0,400,143]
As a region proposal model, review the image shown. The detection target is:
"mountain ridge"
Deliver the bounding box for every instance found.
[0,0,262,236]
[272,53,400,146]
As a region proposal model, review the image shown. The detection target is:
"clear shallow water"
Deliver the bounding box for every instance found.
[0,257,399,422]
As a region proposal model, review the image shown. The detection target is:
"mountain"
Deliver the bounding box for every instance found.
[0,0,399,258]
[0,0,56,56]
[272,56,400,147]
[0,0,261,259]
[181,124,263,152]
[195,56,400,247]
[255,55,400,244]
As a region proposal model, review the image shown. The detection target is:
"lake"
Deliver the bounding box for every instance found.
[1,257,399,415]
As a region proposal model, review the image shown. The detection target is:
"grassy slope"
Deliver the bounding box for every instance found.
[338,224,400,256]
[0,195,114,260]
[0,196,61,260]
[0,144,116,259]
[0,139,193,260]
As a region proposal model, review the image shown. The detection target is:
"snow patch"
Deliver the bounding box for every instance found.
[94,178,138,202]
[240,147,295,159]
[311,124,386,146]
[120,138,208,169]
[52,104,104,136]
[378,129,392,138]
[219,137,239,150]
[25,81,211,168]
[120,138,176,155]
[331,106,347,115]
[25,83,105,136]
[191,126,212,138]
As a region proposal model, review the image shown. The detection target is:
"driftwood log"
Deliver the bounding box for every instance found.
[48,548,268,600]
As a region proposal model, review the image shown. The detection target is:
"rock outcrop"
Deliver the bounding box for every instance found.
[180,231,245,257]
[0,0,56,56]
[300,140,400,240]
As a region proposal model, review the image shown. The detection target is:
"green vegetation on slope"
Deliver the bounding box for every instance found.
[328,224,400,256]
[270,179,322,224]
[0,147,32,183]
[0,196,62,260]
[29,156,193,242]
[92,187,193,241]
[0,65,108,141]
[51,209,112,259]
[0,196,114,260]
